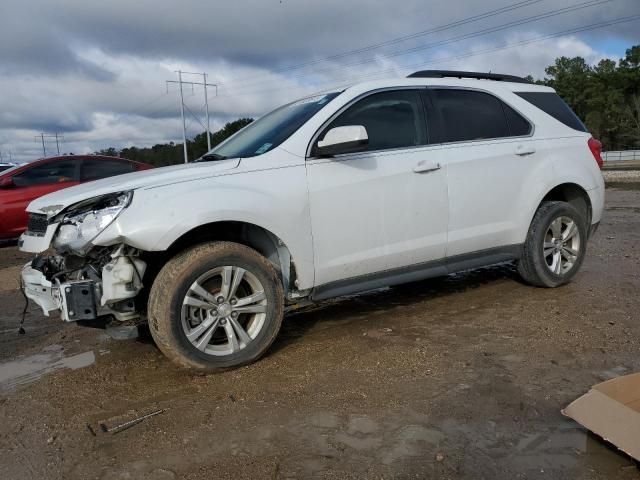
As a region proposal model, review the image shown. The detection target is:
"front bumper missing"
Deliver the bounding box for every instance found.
[19,223,59,253]
[22,264,100,322]
[21,249,146,323]
[22,264,60,316]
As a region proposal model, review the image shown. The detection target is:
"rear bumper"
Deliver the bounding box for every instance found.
[589,221,600,239]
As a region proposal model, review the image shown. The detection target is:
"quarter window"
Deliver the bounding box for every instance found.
[81,159,134,182]
[515,91,587,132]
[503,103,533,136]
[322,90,427,153]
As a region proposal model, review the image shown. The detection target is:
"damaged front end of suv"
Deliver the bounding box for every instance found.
[21,191,147,324]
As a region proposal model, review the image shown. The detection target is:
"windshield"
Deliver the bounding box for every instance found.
[0,164,22,176]
[206,91,341,159]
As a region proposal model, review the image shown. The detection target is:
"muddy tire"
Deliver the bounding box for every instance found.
[148,242,284,371]
[518,201,588,288]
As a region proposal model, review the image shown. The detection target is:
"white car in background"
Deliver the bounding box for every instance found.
[19,70,604,371]
[0,162,16,173]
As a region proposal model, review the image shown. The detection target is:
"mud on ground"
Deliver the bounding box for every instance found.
[0,187,639,479]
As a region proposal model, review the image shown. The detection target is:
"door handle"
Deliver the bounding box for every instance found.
[515,144,536,156]
[413,160,442,173]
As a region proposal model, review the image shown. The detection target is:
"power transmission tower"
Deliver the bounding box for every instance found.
[35,133,64,157]
[166,71,218,163]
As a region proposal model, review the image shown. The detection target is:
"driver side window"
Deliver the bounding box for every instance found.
[324,90,427,153]
[13,160,78,187]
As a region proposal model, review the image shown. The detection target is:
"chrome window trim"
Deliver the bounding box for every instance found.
[305,84,537,159]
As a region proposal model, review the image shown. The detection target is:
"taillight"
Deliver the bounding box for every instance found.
[588,137,603,169]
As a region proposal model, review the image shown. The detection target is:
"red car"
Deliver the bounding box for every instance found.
[0,155,152,240]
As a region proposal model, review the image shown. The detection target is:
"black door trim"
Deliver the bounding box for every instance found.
[310,244,522,301]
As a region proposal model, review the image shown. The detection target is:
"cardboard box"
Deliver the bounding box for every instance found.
[562,372,640,461]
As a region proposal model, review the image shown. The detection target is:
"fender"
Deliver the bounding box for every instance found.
[93,163,316,290]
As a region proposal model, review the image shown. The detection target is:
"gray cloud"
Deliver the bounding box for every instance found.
[0,0,638,161]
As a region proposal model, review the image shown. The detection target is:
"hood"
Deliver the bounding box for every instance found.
[28,158,240,217]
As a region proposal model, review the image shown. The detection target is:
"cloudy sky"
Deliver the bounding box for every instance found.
[0,0,638,162]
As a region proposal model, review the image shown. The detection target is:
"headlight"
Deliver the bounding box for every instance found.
[52,192,132,252]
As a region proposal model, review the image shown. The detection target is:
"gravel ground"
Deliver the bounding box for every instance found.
[0,186,639,480]
[602,170,640,182]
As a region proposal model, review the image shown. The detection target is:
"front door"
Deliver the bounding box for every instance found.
[306,89,449,288]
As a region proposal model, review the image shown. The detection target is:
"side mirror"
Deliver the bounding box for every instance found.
[316,125,368,157]
[0,177,14,189]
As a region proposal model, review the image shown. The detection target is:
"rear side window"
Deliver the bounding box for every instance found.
[323,90,427,152]
[13,160,78,187]
[515,92,587,132]
[81,159,134,182]
[431,89,509,142]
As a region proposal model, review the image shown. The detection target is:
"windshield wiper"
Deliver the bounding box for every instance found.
[196,153,227,162]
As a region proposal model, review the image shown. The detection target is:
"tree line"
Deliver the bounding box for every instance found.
[97,118,254,167]
[530,45,639,152]
[98,45,639,166]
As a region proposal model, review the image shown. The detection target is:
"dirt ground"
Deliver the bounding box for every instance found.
[1,187,639,480]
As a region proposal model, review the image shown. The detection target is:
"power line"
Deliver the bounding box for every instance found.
[34,133,64,157]
[220,0,613,94]
[213,12,640,103]
[166,70,218,162]
[220,0,545,87]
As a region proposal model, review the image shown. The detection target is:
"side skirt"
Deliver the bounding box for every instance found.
[310,244,522,301]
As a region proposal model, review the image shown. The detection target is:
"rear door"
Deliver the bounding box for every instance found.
[427,87,536,258]
[307,88,449,288]
[2,159,80,237]
[80,158,135,182]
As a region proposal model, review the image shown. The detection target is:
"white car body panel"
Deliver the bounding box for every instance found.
[26,158,241,217]
[20,75,604,301]
[307,144,448,286]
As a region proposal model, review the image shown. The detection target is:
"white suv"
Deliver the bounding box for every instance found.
[20,70,605,371]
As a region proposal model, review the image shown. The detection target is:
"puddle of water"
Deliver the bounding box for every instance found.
[0,344,95,393]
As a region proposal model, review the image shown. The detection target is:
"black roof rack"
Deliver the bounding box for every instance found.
[407,70,532,84]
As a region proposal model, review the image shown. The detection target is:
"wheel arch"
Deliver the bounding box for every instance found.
[145,221,300,298]
[537,183,592,226]
[516,182,593,246]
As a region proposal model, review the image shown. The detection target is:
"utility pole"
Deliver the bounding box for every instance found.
[166,71,218,162]
[203,72,212,151]
[37,133,46,157]
[178,70,188,163]
[54,132,61,155]
[35,133,64,157]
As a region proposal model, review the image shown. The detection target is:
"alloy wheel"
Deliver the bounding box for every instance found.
[181,266,268,356]
[543,216,581,275]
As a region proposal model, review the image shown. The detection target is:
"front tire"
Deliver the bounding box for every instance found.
[518,201,588,288]
[148,242,284,371]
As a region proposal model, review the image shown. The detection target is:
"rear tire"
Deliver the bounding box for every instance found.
[148,241,284,371]
[518,201,588,288]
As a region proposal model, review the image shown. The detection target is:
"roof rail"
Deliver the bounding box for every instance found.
[407,70,532,84]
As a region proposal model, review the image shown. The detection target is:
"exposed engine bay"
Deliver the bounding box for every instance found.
[23,244,146,323]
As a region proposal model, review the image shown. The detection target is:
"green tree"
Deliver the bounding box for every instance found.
[540,45,640,150]
[101,118,254,167]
